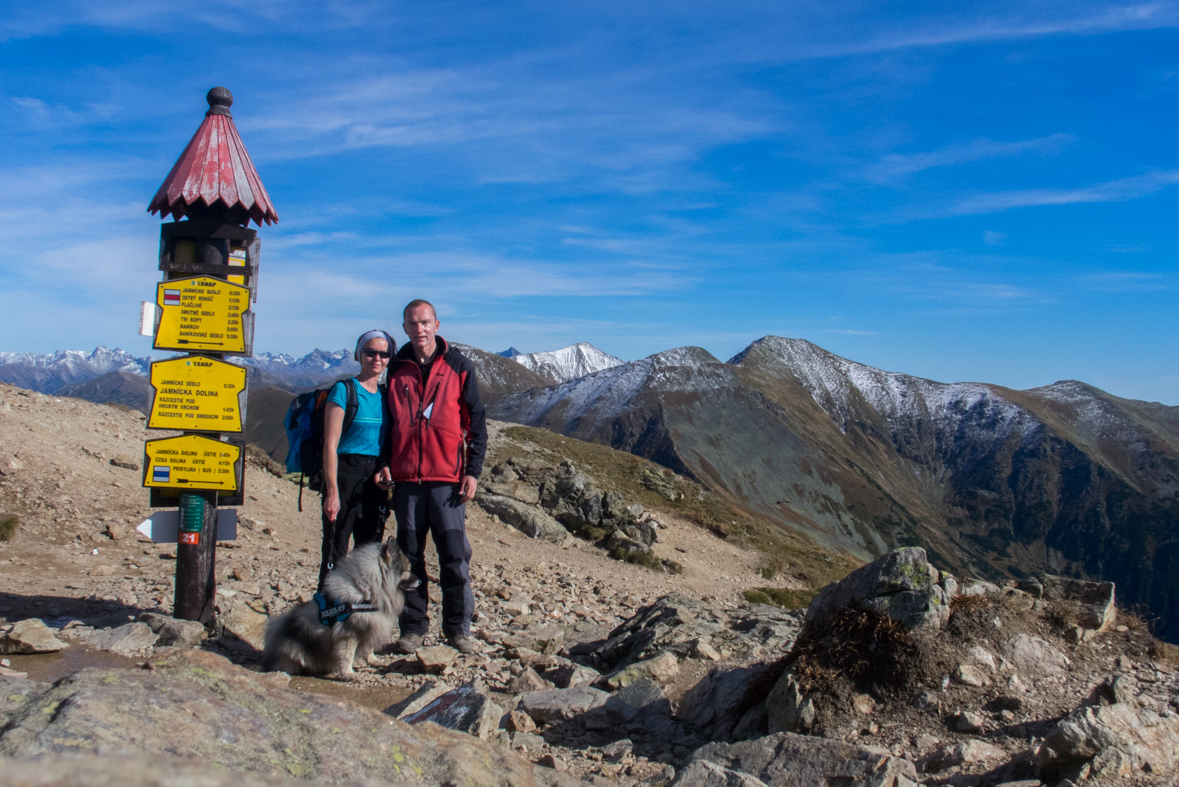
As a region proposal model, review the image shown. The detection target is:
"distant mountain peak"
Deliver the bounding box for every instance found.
[0,347,154,394]
[497,347,522,358]
[235,349,359,387]
[511,342,624,384]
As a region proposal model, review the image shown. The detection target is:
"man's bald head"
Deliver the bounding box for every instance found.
[403,299,437,321]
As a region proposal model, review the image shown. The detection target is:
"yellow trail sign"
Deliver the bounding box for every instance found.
[154,275,250,353]
[148,355,247,432]
[143,434,242,492]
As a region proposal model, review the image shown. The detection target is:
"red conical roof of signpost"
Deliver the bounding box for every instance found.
[148,87,279,227]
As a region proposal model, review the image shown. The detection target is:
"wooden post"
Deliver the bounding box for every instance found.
[174,490,218,622]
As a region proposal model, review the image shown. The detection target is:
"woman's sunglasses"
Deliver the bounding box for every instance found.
[363,350,391,359]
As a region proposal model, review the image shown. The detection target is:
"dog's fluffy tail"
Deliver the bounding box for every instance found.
[261,611,299,673]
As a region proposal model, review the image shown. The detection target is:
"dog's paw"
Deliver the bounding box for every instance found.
[364,652,383,667]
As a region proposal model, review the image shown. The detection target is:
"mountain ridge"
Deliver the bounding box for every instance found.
[491,335,1179,639]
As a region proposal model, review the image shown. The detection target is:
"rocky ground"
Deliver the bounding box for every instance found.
[2,381,1179,787]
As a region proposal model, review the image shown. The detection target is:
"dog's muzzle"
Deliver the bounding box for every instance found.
[399,575,420,592]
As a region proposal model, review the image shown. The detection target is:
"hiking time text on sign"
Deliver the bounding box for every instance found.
[153,275,251,354]
[147,355,247,432]
[143,434,242,492]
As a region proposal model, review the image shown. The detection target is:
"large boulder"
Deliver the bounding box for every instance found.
[401,680,505,740]
[1038,574,1117,632]
[1003,634,1069,677]
[1036,694,1179,782]
[475,493,571,545]
[593,595,717,670]
[592,594,800,673]
[674,732,918,787]
[803,547,950,633]
[518,686,611,725]
[678,664,775,742]
[219,599,268,651]
[79,622,159,656]
[765,673,816,734]
[0,648,583,786]
[0,620,67,654]
[140,613,207,648]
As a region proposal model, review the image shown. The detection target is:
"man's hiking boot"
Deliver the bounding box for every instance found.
[395,633,424,655]
[447,635,476,655]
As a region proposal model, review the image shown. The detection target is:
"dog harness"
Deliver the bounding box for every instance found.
[314,592,379,626]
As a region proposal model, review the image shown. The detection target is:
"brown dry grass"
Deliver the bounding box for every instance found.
[790,605,916,694]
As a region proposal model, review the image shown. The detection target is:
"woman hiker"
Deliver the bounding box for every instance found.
[318,329,397,590]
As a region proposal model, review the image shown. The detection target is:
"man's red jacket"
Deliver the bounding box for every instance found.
[382,337,488,484]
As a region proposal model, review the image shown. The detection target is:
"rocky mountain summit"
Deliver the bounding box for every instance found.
[511,343,625,385]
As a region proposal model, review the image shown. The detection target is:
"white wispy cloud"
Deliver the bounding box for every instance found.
[1078,271,1171,291]
[952,169,1179,214]
[264,249,688,303]
[804,2,1179,59]
[868,134,1072,181]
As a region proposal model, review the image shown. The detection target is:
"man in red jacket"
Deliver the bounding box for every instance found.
[375,299,487,655]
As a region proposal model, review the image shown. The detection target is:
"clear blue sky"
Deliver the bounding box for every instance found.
[2,1,1176,403]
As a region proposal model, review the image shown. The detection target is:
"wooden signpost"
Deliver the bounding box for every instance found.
[143,87,278,623]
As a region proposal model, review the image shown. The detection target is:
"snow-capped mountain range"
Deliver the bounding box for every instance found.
[0,347,361,394]
[233,350,359,388]
[490,335,1179,641]
[0,347,152,376]
[0,347,153,393]
[509,342,624,384]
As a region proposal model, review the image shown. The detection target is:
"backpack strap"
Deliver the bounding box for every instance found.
[341,377,360,438]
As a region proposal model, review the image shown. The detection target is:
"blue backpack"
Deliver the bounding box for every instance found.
[284,379,361,511]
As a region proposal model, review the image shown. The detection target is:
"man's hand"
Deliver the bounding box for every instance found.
[458,475,478,503]
[374,467,393,490]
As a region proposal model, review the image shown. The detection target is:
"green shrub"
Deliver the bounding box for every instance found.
[744,586,817,610]
[0,514,18,542]
[611,547,661,571]
[744,589,773,605]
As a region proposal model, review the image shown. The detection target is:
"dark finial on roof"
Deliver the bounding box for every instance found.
[206,86,234,117]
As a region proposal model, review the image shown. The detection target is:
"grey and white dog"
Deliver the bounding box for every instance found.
[262,537,415,679]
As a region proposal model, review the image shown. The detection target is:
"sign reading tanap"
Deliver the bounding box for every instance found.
[154,275,250,353]
[148,355,247,432]
[143,434,242,492]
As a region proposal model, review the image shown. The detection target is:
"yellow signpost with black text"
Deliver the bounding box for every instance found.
[148,355,246,432]
[144,434,242,493]
[153,275,250,354]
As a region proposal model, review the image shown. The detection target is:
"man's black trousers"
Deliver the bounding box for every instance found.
[317,453,387,591]
[394,481,474,639]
